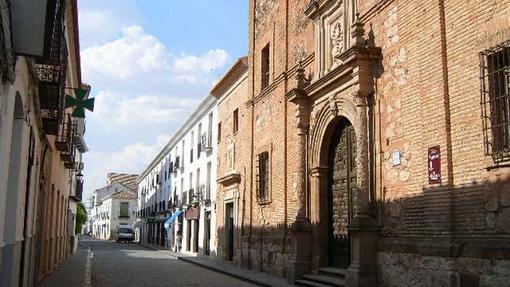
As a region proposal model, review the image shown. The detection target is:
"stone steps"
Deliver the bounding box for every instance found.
[295,268,346,287]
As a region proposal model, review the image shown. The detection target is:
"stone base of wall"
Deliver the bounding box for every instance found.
[0,241,22,287]
[242,239,291,277]
[377,252,510,287]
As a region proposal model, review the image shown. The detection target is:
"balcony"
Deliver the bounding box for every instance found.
[196,184,211,206]
[34,2,67,136]
[118,213,130,219]
[55,113,72,152]
[201,133,212,153]
[173,157,181,173]
[182,191,188,205]
[70,179,83,202]
[188,188,195,205]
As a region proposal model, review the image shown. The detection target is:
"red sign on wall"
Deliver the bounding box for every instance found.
[428,146,441,184]
[185,207,199,220]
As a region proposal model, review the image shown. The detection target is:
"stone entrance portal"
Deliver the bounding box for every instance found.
[328,119,356,269]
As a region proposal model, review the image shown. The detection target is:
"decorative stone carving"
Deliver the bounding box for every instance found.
[331,21,344,69]
[328,95,339,116]
[307,0,354,76]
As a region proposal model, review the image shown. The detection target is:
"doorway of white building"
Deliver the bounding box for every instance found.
[204,211,211,255]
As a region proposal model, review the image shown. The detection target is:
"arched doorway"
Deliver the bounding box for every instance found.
[327,117,356,268]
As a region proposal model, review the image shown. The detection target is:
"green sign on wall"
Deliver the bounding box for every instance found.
[65,88,95,118]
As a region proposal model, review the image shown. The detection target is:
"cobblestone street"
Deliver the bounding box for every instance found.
[43,237,257,287]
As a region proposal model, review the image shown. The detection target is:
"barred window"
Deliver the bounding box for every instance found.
[481,40,510,164]
[256,152,270,203]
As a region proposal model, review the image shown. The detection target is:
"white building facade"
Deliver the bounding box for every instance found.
[138,95,218,257]
[90,183,137,240]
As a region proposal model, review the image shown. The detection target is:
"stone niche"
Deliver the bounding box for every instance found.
[306,0,357,78]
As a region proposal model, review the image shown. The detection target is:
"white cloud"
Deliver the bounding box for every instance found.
[82,26,230,84]
[92,91,201,125]
[78,0,141,47]
[82,26,168,80]
[172,49,230,83]
[84,135,170,195]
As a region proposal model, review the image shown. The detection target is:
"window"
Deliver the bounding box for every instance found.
[206,162,211,200]
[218,122,222,143]
[180,178,184,204]
[233,108,239,134]
[196,168,201,198]
[190,132,194,163]
[120,202,129,218]
[197,123,202,158]
[481,40,510,163]
[261,43,270,89]
[189,173,193,204]
[208,112,213,146]
[256,152,270,202]
[181,140,185,168]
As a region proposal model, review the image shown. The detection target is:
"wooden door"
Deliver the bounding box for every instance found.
[328,120,356,268]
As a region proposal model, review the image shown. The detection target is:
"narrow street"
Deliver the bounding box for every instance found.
[43,237,257,287]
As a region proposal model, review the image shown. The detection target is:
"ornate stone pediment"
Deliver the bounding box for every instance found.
[306,0,357,78]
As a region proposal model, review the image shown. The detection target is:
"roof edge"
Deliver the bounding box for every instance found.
[210,57,248,98]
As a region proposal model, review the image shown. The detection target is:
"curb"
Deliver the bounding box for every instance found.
[176,256,271,287]
[139,243,292,286]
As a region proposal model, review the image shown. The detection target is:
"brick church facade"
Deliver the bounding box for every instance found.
[216,0,510,286]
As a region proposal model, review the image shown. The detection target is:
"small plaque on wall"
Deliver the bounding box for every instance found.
[428,146,441,184]
[392,150,401,166]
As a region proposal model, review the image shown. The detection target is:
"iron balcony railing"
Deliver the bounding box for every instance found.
[201,133,212,152]
[195,184,211,205]
[60,119,77,169]
[35,0,67,136]
[55,113,72,152]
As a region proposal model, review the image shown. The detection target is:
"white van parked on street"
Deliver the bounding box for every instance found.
[115,225,134,243]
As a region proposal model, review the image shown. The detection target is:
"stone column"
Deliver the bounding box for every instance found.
[286,66,313,283]
[353,91,371,218]
[346,16,379,287]
[310,166,329,267]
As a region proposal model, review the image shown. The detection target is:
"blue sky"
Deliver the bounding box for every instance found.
[79,0,248,198]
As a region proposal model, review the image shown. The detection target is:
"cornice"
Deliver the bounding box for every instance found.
[304,0,335,20]
[217,172,241,187]
[245,53,315,107]
[304,46,381,97]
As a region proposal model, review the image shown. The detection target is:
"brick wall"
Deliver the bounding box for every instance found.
[240,0,510,284]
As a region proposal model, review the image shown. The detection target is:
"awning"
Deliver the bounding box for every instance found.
[131,219,141,229]
[164,210,183,229]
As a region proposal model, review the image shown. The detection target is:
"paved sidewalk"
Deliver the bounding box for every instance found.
[141,244,295,287]
[40,242,91,287]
